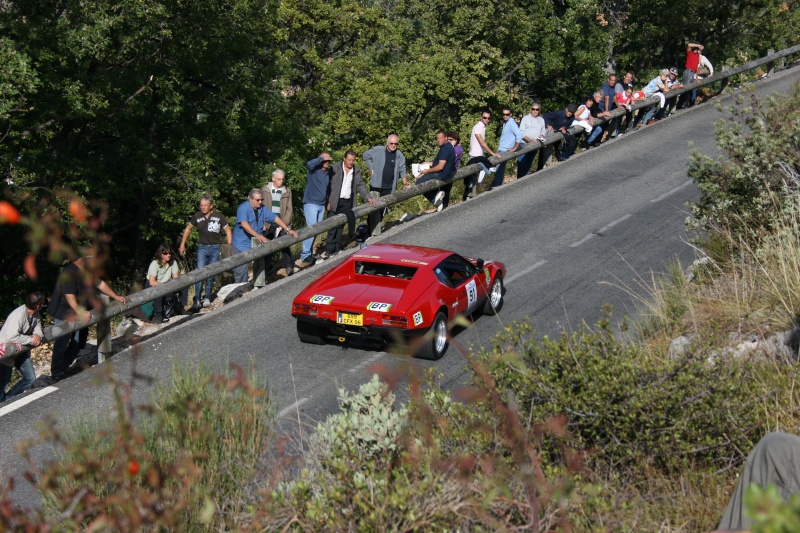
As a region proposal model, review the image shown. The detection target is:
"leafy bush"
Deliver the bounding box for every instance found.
[480,310,788,472]
[688,82,800,242]
[2,362,273,531]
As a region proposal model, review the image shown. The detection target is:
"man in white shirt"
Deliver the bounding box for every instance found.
[323,150,376,257]
[0,292,44,401]
[517,101,547,177]
[464,111,499,197]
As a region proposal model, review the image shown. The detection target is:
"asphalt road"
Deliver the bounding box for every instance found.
[2,65,799,509]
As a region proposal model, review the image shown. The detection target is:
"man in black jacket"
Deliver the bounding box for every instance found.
[323,150,377,257]
[543,103,578,162]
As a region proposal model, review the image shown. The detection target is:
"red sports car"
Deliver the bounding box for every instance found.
[291,243,506,360]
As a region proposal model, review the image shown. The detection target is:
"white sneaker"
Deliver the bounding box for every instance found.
[202,298,211,308]
[477,170,486,184]
[433,191,444,207]
[399,213,408,222]
[488,166,497,173]
[437,203,444,212]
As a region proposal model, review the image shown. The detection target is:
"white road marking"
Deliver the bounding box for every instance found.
[570,214,632,247]
[0,386,58,417]
[569,234,595,248]
[651,179,693,203]
[278,397,309,418]
[506,260,547,285]
[349,352,383,373]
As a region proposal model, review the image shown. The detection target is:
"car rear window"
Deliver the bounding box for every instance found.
[355,261,417,280]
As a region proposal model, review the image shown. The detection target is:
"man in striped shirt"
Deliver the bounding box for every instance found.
[261,169,295,278]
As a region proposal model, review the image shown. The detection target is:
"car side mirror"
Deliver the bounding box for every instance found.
[476,259,485,271]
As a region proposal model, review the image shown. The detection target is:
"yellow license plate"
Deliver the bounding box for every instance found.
[337,312,363,326]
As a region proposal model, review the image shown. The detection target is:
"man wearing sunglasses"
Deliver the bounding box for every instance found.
[363,134,408,237]
[490,106,522,190]
[232,188,297,285]
[518,102,547,177]
[0,292,45,401]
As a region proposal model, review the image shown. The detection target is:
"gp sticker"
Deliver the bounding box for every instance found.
[310,295,335,305]
[484,268,491,285]
[466,279,478,307]
[413,311,423,326]
[367,302,392,312]
[400,259,428,265]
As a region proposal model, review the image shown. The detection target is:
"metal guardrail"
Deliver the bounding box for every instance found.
[42,44,800,354]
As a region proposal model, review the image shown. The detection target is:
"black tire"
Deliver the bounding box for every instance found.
[415,312,448,360]
[297,320,326,345]
[482,274,504,315]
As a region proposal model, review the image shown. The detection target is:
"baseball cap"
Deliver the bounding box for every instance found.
[669,67,679,75]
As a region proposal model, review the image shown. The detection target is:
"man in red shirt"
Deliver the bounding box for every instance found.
[680,42,704,108]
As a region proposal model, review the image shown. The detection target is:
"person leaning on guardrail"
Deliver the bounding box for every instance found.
[261,169,295,278]
[489,106,522,190]
[232,188,298,286]
[517,102,547,178]
[296,153,333,269]
[679,41,705,109]
[464,110,498,198]
[47,256,127,381]
[363,134,409,238]
[543,103,578,163]
[145,243,188,322]
[178,195,232,310]
[0,292,45,402]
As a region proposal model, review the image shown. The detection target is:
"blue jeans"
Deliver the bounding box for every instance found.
[231,244,250,283]
[194,243,220,303]
[491,149,510,188]
[301,203,325,261]
[0,352,35,402]
[51,318,88,380]
[586,126,603,144]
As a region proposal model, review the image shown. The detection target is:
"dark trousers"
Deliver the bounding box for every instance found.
[266,223,293,270]
[368,187,392,236]
[326,197,352,254]
[517,142,544,177]
[51,319,89,379]
[145,280,188,317]
[417,172,450,205]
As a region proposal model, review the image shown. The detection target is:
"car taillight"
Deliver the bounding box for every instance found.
[293,303,318,316]
[382,314,407,327]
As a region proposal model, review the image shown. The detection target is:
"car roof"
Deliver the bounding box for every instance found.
[350,243,454,267]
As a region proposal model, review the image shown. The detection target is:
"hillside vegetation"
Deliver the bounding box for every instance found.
[2,81,800,531]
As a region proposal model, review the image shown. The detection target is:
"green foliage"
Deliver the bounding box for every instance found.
[746,483,800,533]
[688,83,800,241]
[24,363,273,531]
[481,311,780,472]
[311,374,406,463]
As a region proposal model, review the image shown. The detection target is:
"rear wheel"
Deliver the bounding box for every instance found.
[482,274,503,315]
[297,320,326,345]
[415,312,448,360]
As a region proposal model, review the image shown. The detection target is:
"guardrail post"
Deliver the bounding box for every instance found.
[720,65,730,93]
[97,318,112,364]
[768,49,775,76]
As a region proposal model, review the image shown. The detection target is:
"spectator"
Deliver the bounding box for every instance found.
[465,111,498,198]
[47,256,127,381]
[698,53,714,77]
[296,153,333,268]
[232,189,297,283]
[716,432,800,531]
[543,103,578,162]
[261,169,295,278]
[178,196,232,310]
[416,130,456,211]
[573,95,602,149]
[636,69,669,128]
[363,134,408,237]
[614,71,636,136]
[0,292,44,402]
[614,85,642,133]
[679,42,704,108]
[587,91,612,146]
[442,131,462,208]
[323,150,376,257]
[659,67,684,118]
[599,75,619,141]
[490,106,522,190]
[517,101,547,178]
[145,243,188,322]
